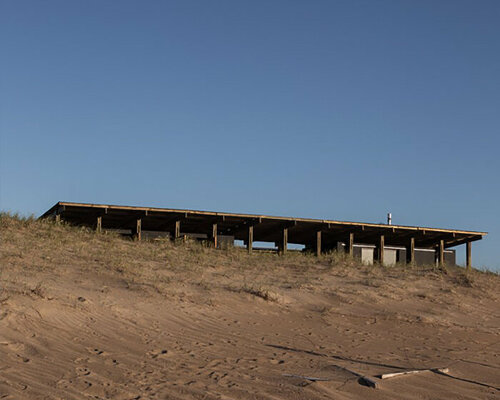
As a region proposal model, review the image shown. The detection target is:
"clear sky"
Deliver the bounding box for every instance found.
[1,0,499,270]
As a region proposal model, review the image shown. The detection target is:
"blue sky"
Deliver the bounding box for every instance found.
[1,0,499,270]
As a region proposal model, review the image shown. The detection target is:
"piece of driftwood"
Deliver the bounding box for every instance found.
[380,368,449,380]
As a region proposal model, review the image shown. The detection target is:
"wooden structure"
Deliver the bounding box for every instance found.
[40,202,486,269]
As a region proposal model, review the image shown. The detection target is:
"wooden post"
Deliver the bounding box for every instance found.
[136,218,142,241]
[439,239,445,267]
[212,223,218,248]
[174,220,181,240]
[96,216,102,233]
[283,227,288,255]
[279,228,288,255]
[315,231,322,257]
[348,233,354,257]
[379,235,385,265]
[247,225,253,254]
[466,241,472,271]
[406,237,415,265]
[55,214,61,225]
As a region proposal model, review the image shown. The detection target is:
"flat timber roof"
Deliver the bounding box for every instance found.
[41,202,487,249]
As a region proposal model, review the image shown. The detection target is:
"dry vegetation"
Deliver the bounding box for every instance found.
[0,214,499,400]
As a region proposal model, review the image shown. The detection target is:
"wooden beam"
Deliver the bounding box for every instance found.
[406,237,415,265]
[348,233,354,256]
[379,235,385,265]
[96,216,102,233]
[247,225,253,254]
[316,231,322,257]
[438,239,445,267]
[212,223,218,248]
[466,241,472,271]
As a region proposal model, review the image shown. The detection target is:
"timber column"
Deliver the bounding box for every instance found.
[247,225,254,254]
[406,237,415,265]
[316,231,322,257]
[133,218,142,241]
[211,223,218,248]
[378,235,385,265]
[438,239,445,267]
[278,228,288,255]
[466,241,472,271]
[347,233,354,257]
[174,220,181,241]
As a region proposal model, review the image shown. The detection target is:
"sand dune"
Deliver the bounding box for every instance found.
[1,216,499,399]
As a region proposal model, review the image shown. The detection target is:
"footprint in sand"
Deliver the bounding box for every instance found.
[208,371,228,382]
[87,347,106,356]
[16,354,30,363]
[75,366,91,376]
[148,349,169,359]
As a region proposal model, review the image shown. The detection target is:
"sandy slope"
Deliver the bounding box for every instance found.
[1,217,499,399]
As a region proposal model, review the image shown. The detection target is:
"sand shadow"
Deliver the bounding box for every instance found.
[266,343,410,370]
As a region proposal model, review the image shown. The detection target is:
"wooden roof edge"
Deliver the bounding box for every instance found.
[445,235,485,248]
[46,201,488,237]
[39,202,63,219]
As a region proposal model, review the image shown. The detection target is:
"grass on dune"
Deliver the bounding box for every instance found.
[1,212,497,303]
